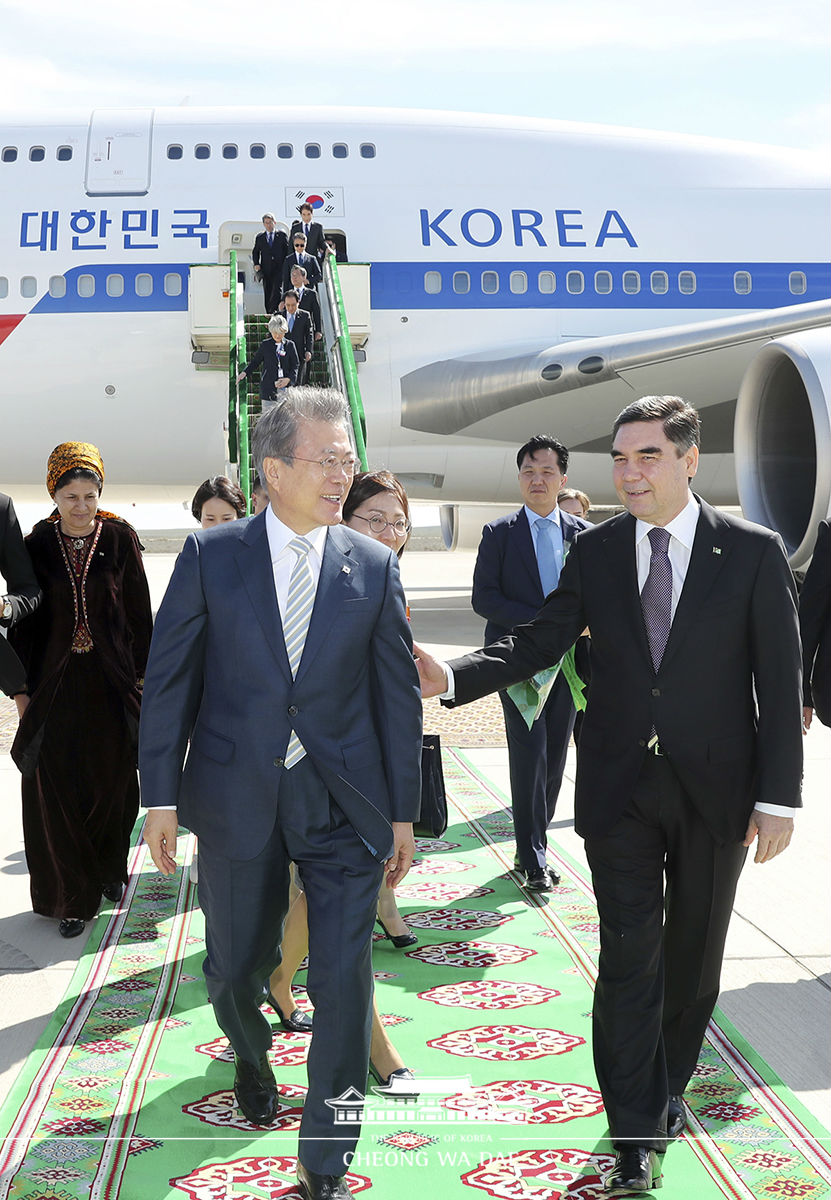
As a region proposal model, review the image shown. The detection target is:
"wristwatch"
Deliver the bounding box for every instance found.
[1,597,12,621]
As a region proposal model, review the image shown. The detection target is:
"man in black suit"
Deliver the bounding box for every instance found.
[0,492,41,702]
[283,266,324,344]
[282,231,322,293]
[291,203,327,261]
[472,436,588,892]
[252,213,288,312]
[283,290,314,385]
[800,518,830,729]
[417,395,802,1196]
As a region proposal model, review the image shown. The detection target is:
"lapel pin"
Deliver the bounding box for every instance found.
[341,565,351,574]
[712,547,722,555]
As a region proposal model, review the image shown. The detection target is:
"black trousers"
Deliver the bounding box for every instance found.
[584,753,747,1150]
[499,671,576,874]
[197,756,383,1173]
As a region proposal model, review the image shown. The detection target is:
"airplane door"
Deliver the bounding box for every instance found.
[85,108,153,196]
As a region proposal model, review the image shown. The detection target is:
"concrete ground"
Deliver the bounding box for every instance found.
[0,547,828,1138]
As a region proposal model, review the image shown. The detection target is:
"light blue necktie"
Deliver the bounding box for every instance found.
[283,537,315,768]
[288,314,295,332]
[535,519,561,597]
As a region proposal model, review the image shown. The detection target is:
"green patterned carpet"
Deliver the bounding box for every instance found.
[0,748,828,1200]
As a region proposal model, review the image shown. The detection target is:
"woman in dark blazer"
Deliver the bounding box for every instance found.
[237,315,299,405]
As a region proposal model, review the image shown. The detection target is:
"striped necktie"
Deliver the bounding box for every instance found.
[641,526,672,671]
[283,536,314,768]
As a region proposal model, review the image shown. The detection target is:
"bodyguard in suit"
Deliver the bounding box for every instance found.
[139,389,421,1200]
[0,491,41,700]
[472,436,588,892]
[282,231,322,293]
[291,202,328,261]
[252,213,288,312]
[417,396,802,1196]
[286,266,324,339]
[800,518,831,729]
[283,289,314,385]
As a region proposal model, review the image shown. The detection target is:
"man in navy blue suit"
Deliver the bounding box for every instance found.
[472,436,588,892]
[139,389,421,1200]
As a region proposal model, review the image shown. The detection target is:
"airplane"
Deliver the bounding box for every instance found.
[0,105,828,565]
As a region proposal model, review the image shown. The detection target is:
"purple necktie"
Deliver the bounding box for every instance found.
[641,527,672,670]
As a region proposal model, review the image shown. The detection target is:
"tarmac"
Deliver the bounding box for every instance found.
[1,545,828,1136]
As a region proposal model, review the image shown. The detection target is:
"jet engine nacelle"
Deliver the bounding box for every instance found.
[735,327,831,569]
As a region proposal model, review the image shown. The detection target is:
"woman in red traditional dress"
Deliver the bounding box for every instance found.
[10,442,153,939]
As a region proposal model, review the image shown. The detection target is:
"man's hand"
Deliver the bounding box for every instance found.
[384,821,415,889]
[413,642,448,698]
[13,693,29,720]
[143,810,180,875]
[803,706,813,733]
[743,810,794,863]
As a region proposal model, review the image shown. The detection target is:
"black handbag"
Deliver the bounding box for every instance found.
[414,734,448,838]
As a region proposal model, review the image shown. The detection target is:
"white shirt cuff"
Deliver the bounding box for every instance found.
[438,661,455,701]
[146,805,178,811]
[753,802,797,818]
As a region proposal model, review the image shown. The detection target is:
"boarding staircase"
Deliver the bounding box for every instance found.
[226,251,368,510]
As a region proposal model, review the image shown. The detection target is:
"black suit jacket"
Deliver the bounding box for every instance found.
[800,519,831,725]
[449,497,803,843]
[252,229,288,277]
[0,493,41,695]
[294,286,322,333]
[284,308,313,363]
[290,219,327,260]
[472,506,588,644]
[282,251,322,292]
[242,336,300,398]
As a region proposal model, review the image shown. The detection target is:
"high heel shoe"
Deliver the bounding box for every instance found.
[368,1061,418,1099]
[266,989,313,1033]
[375,917,417,949]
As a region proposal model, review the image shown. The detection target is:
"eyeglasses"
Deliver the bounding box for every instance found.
[350,513,411,537]
[288,454,358,477]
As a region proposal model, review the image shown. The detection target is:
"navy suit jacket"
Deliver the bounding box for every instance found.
[282,251,322,292]
[472,506,588,645]
[800,518,831,724]
[242,336,300,398]
[138,515,422,862]
[451,497,803,843]
[290,220,327,260]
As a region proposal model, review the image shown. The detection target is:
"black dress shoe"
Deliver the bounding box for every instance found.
[667,1093,687,1139]
[266,990,313,1033]
[233,1054,279,1126]
[58,919,86,939]
[376,917,417,949]
[525,866,560,892]
[297,1161,354,1199]
[604,1147,662,1194]
[101,881,123,903]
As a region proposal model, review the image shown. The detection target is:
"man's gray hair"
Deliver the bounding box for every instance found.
[252,387,351,485]
[613,395,701,454]
[262,212,276,222]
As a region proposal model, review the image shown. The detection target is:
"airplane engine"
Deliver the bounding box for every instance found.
[734,327,831,569]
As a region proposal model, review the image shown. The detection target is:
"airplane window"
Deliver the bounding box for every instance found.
[510,271,527,294]
[222,144,238,159]
[567,271,584,294]
[277,144,293,159]
[57,146,73,161]
[452,271,470,294]
[106,274,124,297]
[250,144,266,159]
[164,272,183,296]
[789,271,807,295]
[594,270,612,294]
[481,271,499,294]
[360,143,376,158]
[48,275,66,298]
[29,147,46,162]
[623,271,641,294]
[1,147,17,163]
[135,273,153,297]
[195,144,211,160]
[678,270,696,294]
[305,144,321,159]
[538,271,556,294]
[333,143,348,158]
[424,271,442,294]
[733,271,752,294]
[21,276,37,298]
[77,274,95,298]
[650,270,668,294]
[167,145,184,160]
[0,277,8,298]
